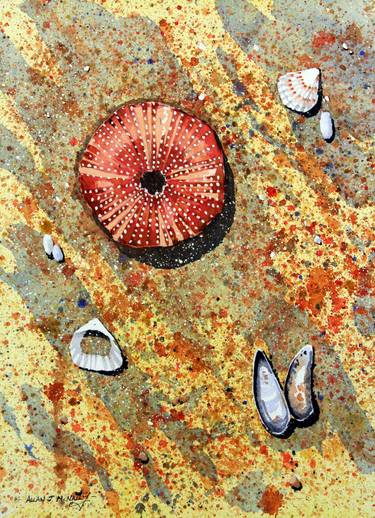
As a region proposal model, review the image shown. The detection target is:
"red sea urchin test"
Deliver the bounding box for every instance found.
[79,102,233,267]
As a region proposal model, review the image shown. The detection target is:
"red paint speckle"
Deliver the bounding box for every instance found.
[44,382,64,403]
[282,452,298,469]
[312,31,336,49]
[258,485,284,515]
[71,422,85,433]
[266,186,278,197]
[260,445,268,456]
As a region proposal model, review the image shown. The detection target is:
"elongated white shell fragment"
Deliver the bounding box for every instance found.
[70,318,124,373]
[52,244,64,262]
[278,68,320,113]
[285,345,315,422]
[43,234,54,256]
[253,350,291,436]
[320,111,334,140]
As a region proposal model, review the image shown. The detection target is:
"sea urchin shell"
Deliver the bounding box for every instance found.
[79,102,232,265]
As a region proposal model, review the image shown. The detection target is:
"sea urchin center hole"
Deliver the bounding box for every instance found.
[140,170,166,195]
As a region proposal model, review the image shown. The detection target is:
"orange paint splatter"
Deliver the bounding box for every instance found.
[282,452,298,470]
[258,485,284,515]
[259,445,268,456]
[44,381,65,403]
[71,422,85,433]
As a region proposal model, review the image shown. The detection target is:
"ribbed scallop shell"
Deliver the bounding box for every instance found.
[253,350,291,436]
[277,68,320,113]
[285,345,315,422]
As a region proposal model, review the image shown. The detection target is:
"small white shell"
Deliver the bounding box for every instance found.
[52,244,64,263]
[314,235,322,245]
[320,111,334,140]
[43,234,54,256]
[278,68,320,113]
[253,350,291,436]
[70,318,124,373]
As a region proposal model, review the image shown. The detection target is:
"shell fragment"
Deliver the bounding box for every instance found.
[70,318,125,373]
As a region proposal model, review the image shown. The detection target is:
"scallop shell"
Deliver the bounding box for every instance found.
[277,68,320,113]
[43,234,54,257]
[320,111,334,141]
[253,350,291,436]
[52,244,64,263]
[70,318,125,373]
[285,345,315,422]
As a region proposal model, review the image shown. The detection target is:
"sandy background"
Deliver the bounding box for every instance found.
[0,0,373,516]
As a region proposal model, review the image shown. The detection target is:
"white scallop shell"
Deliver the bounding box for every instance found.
[285,345,315,422]
[52,244,64,263]
[43,234,54,256]
[320,111,334,140]
[277,68,320,113]
[253,350,291,436]
[70,318,124,373]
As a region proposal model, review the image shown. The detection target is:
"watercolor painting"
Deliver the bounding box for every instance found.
[0,1,373,517]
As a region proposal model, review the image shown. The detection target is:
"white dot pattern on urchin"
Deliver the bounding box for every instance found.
[79,101,226,248]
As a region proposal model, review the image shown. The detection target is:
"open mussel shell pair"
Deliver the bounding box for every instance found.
[253,345,317,437]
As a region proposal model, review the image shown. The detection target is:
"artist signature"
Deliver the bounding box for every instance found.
[25,493,94,511]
